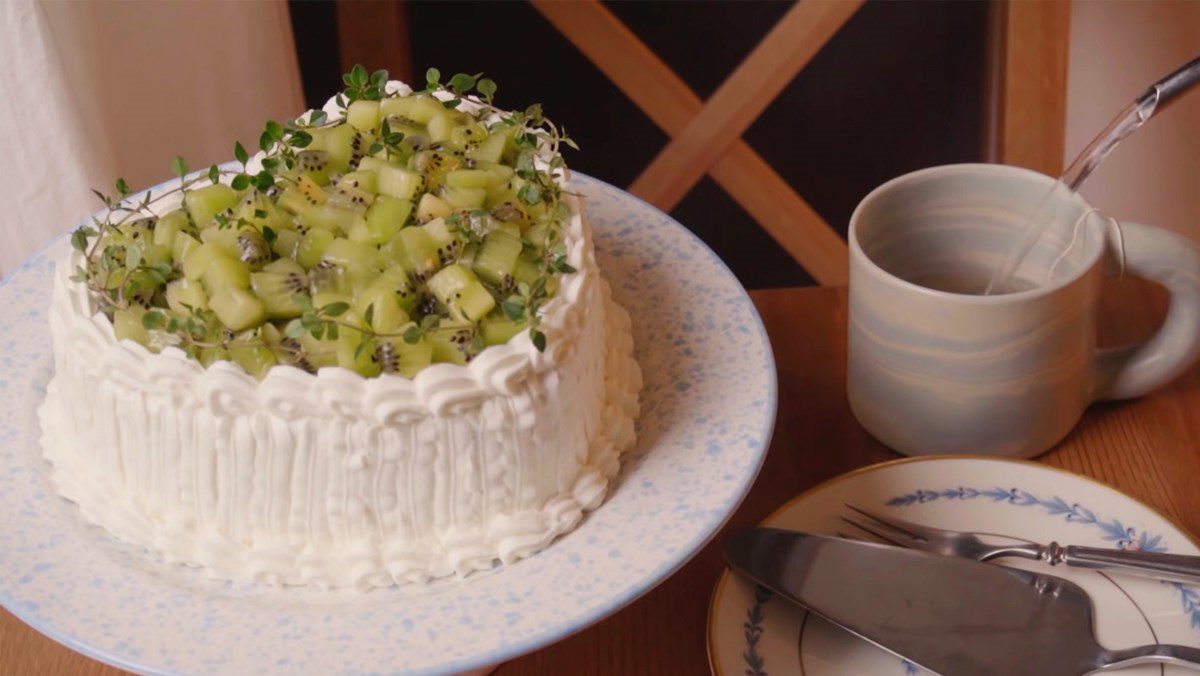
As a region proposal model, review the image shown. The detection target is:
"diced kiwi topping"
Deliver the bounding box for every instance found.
[70,66,579,379]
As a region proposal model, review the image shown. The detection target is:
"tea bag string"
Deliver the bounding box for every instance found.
[1046,209,1127,284]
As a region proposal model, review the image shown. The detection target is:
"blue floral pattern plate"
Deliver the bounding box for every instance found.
[708,456,1200,676]
[0,173,776,675]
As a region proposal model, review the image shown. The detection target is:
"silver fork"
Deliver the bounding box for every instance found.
[841,503,1200,585]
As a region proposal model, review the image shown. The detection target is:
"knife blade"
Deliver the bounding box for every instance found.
[724,528,1200,675]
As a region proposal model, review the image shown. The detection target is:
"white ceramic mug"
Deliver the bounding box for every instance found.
[847,164,1200,458]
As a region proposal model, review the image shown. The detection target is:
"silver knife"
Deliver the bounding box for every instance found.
[725,528,1200,675]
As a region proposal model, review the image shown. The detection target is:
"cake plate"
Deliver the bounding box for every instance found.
[0,173,776,674]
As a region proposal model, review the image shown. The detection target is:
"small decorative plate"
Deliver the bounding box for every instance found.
[708,456,1200,676]
[0,173,776,675]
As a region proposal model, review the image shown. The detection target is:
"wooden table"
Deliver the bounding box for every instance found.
[4,286,1199,675]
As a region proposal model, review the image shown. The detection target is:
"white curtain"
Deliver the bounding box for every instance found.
[0,0,304,278]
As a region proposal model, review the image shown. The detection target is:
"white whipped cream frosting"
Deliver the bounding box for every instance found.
[38,87,641,587]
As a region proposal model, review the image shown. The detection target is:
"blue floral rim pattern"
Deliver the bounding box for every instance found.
[742,586,770,676]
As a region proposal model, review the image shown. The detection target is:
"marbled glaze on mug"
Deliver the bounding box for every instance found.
[848,164,1200,458]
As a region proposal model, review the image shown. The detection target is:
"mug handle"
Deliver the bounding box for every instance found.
[1091,222,1200,401]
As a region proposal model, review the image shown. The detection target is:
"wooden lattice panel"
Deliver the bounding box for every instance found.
[532,0,858,285]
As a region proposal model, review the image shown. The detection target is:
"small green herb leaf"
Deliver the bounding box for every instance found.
[145,267,168,286]
[476,78,497,102]
[71,228,90,252]
[554,256,576,274]
[501,299,525,321]
[518,183,541,205]
[515,154,536,179]
[449,72,477,93]
[321,302,351,317]
[254,170,275,190]
[142,310,166,330]
[125,244,142,269]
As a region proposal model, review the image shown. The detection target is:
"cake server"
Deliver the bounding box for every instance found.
[841,503,1200,584]
[725,528,1200,675]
